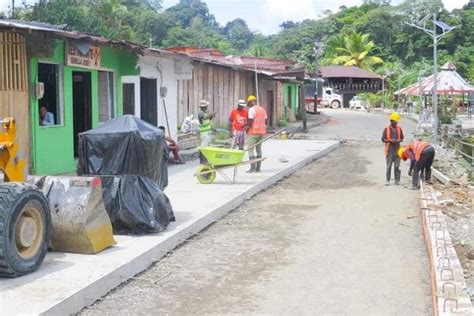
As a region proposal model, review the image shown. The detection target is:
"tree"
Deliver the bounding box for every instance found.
[326,32,384,70]
[223,19,253,51]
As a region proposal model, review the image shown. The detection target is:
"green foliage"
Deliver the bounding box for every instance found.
[3,0,473,85]
[324,32,383,70]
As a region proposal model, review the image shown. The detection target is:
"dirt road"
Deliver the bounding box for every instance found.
[82,110,432,315]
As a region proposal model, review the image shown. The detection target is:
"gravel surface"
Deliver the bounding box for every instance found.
[81,141,432,315]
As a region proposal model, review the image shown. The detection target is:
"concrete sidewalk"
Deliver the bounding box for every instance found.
[0,139,339,316]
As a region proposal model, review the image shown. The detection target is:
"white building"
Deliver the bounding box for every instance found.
[122,49,192,140]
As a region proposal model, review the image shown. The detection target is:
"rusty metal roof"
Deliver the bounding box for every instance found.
[0,19,183,59]
[165,47,303,78]
[319,66,381,79]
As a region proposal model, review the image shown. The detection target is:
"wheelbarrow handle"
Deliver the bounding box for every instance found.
[244,128,286,153]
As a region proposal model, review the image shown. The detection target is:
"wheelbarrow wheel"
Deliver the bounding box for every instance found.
[196,165,216,184]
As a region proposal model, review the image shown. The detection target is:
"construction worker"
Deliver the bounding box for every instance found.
[198,100,216,147]
[229,99,248,150]
[246,95,267,173]
[398,140,435,189]
[381,112,404,185]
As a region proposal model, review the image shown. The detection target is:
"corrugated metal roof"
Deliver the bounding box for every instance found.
[0,19,187,60]
[319,66,382,79]
[165,47,304,78]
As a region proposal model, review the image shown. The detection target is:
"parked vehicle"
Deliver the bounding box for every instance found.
[349,96,368,110]
[305,85,343,111]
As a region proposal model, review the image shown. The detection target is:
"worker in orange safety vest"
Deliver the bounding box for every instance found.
[398,140,435,189]
[381,112,404,185]
[246,95,267,173]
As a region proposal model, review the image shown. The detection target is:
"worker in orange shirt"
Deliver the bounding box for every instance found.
[398,140,435,189]
[246,95,267,173]
[228,99,248,150]
[381,112,404,185]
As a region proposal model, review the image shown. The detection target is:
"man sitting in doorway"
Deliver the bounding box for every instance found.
[39,104,55,126]
[158,126,185,164]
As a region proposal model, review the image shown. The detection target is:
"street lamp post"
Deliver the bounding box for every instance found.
[407,12,455,144]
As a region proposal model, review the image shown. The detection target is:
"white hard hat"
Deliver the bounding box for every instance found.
[237,99,247,107]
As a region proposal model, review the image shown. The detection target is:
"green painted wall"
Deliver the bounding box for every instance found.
[282,83,299,119]
[30,40,139,175]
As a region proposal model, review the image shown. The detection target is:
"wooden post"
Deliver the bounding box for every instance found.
[299,83,307,132]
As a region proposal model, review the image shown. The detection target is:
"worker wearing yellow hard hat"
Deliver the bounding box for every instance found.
[398,140,436,189]
[381,111,404,185]
[246,95,267,173]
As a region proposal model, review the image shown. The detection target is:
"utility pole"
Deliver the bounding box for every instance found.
[11,0,15,18]
[432,12,439,144]
[407,11,455,145]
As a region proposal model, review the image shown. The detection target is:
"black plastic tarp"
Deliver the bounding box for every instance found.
[77,115,167,187]
[101,176,175,234]
[77,115,174,234]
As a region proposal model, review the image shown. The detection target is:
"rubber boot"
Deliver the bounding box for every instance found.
[255,155,262,172]
[247,156,256,173]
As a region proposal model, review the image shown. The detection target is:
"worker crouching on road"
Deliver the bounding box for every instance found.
[398,140,435,190]
[246,95,267,173]
[381,112,404,186]
[229,99,248,150]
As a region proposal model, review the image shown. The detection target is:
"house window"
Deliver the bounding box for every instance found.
[98,71,115,122]
[38,62,63,127]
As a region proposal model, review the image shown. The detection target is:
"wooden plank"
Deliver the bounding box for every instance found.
[193,64,199,115]
[207,65,214,112]
[14,33,19,91]
[218,67,225,126]
[222,68,229,125]
[0,32,4,91]
[197,64,203,107]
[213,66,219,120]
[6,32,11,90]
[20,34,27,92]
[202,65,208,102]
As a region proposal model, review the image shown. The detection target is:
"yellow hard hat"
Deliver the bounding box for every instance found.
[247,95,257,102]
[389,112,400,123]
[398,146,406,160]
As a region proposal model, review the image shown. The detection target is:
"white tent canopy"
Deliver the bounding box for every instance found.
[395,62,474,96]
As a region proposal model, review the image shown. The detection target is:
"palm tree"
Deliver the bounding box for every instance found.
[326,32,383,70]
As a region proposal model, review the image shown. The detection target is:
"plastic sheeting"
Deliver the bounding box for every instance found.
[101,176,175,234]
[77,115,174,234]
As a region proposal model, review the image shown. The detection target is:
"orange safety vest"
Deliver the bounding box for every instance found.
[410,141,430,161]
[249,105,267,135]
[384,125,402,156]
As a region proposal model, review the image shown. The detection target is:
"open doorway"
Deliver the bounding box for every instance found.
[72,71,92,156]
[267,90,274,126]
[140,77,157,126]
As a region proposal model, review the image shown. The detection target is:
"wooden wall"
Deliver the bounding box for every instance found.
[177,62,256,128]
[0,31,30,167]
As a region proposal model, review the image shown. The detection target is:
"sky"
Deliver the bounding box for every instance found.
[0,0,470,34]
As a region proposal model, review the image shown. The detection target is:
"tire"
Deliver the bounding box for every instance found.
[0,182,51,277]
[331,100,341,109]
[196,165,216,184]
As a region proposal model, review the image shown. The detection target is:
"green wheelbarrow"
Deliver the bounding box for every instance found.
[194,147,266,184]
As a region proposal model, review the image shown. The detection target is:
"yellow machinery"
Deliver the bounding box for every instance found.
[0,118,26,182]
[0,118,115,278]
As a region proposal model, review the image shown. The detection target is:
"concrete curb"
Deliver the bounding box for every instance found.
[43,141,341,315]
[419,182,473,315]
